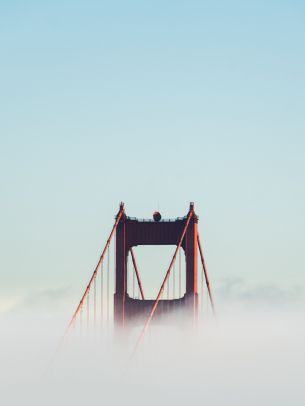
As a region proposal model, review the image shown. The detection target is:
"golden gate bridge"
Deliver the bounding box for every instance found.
[64,202,214,349]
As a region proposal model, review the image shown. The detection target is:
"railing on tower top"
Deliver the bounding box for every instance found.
[126,216,189,222]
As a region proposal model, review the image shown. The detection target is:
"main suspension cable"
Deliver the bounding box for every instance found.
[65,205,124,334]
[130,248,145,300]
[134,208,194,352]
[197,234,215,314]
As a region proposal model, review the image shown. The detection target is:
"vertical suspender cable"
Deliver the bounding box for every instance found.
[173,261,176,299]
[201,256,204,317]
[197,234,215,314]
[66,206,124,333]
[126,252,129,296]
[87,292,90,331]
[101,262,103,325]
[130,248,145,300]
[94,277,96,330]
[179,248,182,298]
[80,306,83,337]
[167,270,170,300]
[160,284,164,317]
[179,248,182,310]
[132,253,135,299]
[167,269,170,312]
[114,230,116,320]
[107,245,110,324]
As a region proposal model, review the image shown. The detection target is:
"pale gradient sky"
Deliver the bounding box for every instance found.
[1,0,305,312]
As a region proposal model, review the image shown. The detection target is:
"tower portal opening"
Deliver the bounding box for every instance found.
[127,245,186,300]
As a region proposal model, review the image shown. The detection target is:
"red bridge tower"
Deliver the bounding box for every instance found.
[114,203,199,328]
[66,202,214,344]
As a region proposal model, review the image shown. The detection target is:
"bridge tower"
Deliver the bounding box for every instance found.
[114,203,199,328]
[66,202,214,345]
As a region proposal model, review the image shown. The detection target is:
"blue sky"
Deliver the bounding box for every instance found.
[1,0,305,311]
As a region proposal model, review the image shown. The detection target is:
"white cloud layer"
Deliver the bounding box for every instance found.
[1,297,304,406]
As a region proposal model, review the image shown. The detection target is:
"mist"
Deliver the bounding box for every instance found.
[1,296,304,406]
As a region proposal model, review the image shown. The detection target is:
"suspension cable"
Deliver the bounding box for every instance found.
[86,292,90,331]
[132,253,135,298]
[100,262,103,324]
[130,248,145,300]
[197,234,215,314]
[66,205,124,333]
[80,306,83,336]
[107,244,110,324]
[179,248,182,298]
[173,261,176,299]
[94,276,96,329]
[134,208,194,351]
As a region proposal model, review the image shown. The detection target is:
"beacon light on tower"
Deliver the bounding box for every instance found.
[153,211,162,222]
